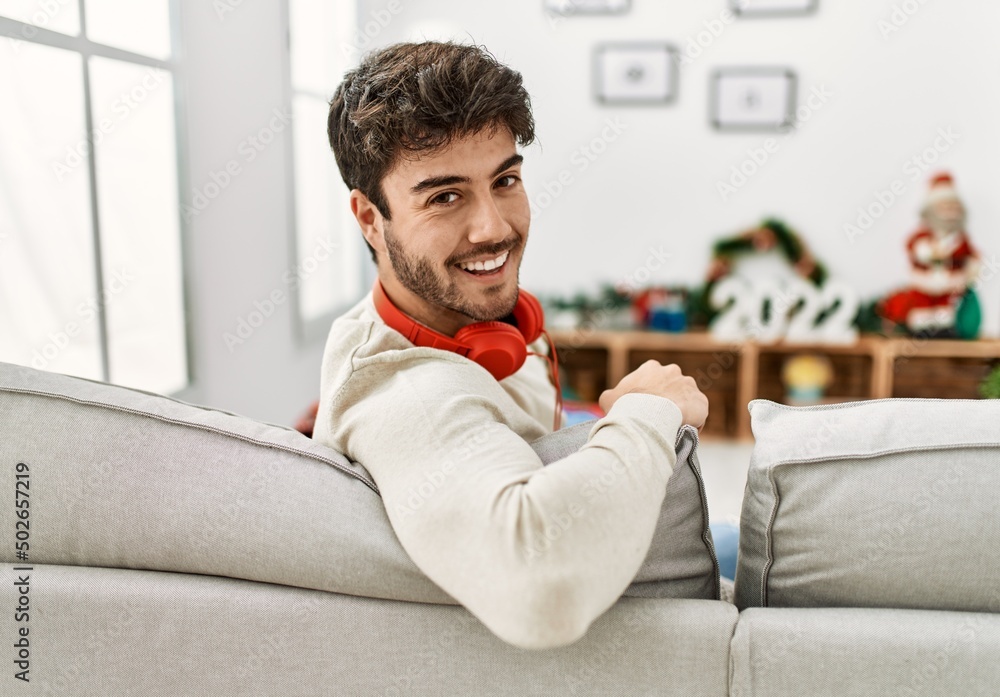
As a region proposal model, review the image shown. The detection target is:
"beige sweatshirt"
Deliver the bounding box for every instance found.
[313,292,683,649]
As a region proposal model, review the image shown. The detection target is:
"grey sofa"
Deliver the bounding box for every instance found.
[2,360,998,696]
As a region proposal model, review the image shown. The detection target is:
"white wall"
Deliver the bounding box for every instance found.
[177,0,1000,419]
[176,0,328,423]
[360,0,1000,335]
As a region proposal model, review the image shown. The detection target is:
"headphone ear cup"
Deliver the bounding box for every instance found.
[454,321,528,381]
[512,290,545,344]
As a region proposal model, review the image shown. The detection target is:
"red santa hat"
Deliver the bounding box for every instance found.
[924,172,959,208]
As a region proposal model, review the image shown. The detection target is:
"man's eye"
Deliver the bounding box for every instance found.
[496,175,520,188]
[431,192,459,205]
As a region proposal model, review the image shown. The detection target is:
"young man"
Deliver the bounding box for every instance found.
[315,41,708,649]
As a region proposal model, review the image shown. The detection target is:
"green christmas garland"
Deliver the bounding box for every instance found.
[691,219,830,326]
[708,218,827,285]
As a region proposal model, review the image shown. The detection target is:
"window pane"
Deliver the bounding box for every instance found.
[0,0,81,36]
[0,40,102,380]
[89,56,186,393]
[84,0,171,60]
[292,93,362,321]
[289,0,356,95]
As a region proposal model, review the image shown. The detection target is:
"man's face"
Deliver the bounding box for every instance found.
[368,128,529,333]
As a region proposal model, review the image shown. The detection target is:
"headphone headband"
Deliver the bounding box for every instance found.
[372,280,543,380]
[371,281,471,355]
[371,280,562,430]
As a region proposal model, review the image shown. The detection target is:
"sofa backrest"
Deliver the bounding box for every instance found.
[0,362,719,603]
[737,398,1000,614]
[534,421,720,600]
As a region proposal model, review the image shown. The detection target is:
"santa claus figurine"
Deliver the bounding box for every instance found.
[879,173,981,338]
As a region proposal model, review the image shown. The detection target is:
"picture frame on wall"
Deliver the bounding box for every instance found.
[594,43,679,105]
[545,0,631,15]
[730,0,818,17]
[710,67,797,131]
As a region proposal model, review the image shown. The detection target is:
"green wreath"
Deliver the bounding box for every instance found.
[689,219,829,326]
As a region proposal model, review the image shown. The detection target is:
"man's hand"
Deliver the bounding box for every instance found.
[599,360,709,430]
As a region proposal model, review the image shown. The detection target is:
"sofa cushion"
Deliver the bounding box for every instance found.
[0,361,448,604]
[0,563,738,696]
[533,420,720,600]
[736,398,1000,613]
[0,362,719,603]
[730,607,1000,697]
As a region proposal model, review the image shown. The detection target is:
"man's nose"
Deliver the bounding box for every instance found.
[466,196,513,245]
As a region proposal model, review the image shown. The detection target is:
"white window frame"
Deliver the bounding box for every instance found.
[281,0,372,346]
[0,1,194,397]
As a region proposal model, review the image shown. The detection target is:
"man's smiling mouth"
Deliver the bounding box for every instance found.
[456,250,510,276]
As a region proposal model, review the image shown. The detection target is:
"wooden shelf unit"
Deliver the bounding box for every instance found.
[550,330,1000,440]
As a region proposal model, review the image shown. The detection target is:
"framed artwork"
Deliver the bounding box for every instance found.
[594,43,679,105]
[710,68,797,131]
[544,0,630,16]
[730,0,818,17]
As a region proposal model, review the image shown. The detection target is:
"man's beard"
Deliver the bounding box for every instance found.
[383,223,520,323]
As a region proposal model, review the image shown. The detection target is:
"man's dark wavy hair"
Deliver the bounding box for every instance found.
[327,41,536,261]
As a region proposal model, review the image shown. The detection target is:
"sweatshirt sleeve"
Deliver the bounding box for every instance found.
[323,353,683,650]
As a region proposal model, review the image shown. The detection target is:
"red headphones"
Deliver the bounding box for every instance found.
[372,280,562,429]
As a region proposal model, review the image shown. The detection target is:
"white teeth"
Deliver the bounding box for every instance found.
[459,250,510,272]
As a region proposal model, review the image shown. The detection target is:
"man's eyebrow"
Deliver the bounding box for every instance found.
[491,154,523,177]
[410,174,469,195]
[409,154,524,195]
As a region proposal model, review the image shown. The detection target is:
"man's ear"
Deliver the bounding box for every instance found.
[350,189,386,256]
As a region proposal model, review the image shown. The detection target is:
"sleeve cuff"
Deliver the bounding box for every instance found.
[604,392,684,429]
